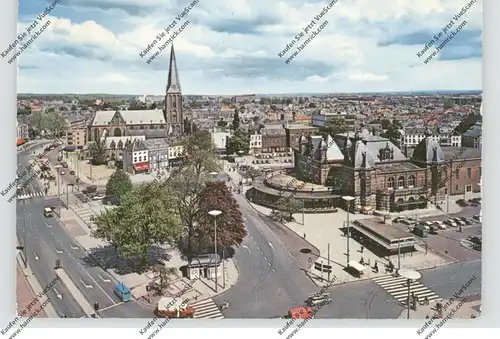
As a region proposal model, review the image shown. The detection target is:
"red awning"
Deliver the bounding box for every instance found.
[134,162,149,172]
[17,138,25,146]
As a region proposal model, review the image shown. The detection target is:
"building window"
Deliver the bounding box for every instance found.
[466,168,471,178]
[134,157,137,162]
[466,185,472,192]
[397,176,405,188]
[408,175,416,187]
[479,167,482,177]
[387,177,394,189]
[455,184,459,191]
[455,168,460,180]
[444,188,447,195]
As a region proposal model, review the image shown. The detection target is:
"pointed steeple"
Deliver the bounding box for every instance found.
[166,44,181,93]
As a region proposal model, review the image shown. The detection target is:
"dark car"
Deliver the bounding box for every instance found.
[456,199,468,207]
[103,196,120,206]
[69,170,75,175]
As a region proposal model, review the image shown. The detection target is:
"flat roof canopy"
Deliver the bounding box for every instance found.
[351,218,415,250]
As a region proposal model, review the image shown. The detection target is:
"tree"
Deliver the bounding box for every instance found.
[168,134,221,253]
[247,167,261,180]
[226,129,249,155]
[323,116,348,136]
[89,139,107,165]
[275,196,300,222]
[106,169,133,199]
[191,181,247,254]
[217,119,227,127]
[152,265,178,294]
[92,182,182,269]
[380,121,402,148]
[232,109,240,130]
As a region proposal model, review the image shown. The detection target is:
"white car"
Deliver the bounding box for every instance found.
[434,221,446,230]
[93,194,105,201]
[60,171,65,175]
[444,219,457,227]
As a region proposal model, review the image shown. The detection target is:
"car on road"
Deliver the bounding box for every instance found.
[433,221,446,230]
[456,199,468,207]
[93,194,105,201]
[444,219,457,227]
[459,216,473,225]
[60,171,65,175]
[393,216,407,223]
[401,219,413,226]
[69,170,75,175]
[472,214,481,221]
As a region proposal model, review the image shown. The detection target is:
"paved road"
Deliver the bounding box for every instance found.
[214,192,315,318]
[17,147,153,318]
[421,260,481,298]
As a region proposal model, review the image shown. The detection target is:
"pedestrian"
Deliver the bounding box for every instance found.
[303,233,306,239]
[360,246,364,253]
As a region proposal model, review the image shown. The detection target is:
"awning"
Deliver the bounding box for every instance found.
[348,260,367,272]
[17,138,26,146]
[134,162,149,172]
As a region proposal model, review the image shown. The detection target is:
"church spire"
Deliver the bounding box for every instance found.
[166,44,181,93]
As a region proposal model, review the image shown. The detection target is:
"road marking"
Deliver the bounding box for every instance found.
[272,269,276,273]
[54,288,62,299]
[260,251,264,256]
[54,248,63,254]
[268,242,275,251]
[268,262,271,266]
[46,223,52,228]
[69,244,79,250]
[241,245,251,253]
[80,280,94,289]
[98,274,111,283]
[33,252,39,260]
[263,256,267,261]
[99,301,125,312]
[87,273,116,304]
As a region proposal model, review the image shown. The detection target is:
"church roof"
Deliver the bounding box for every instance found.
[166,45,181,93]
[92,109,165,126]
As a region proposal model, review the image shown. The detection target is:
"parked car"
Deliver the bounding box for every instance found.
[456,199,468,207]
[433,221,446,229]
[444,219,457,227]
[69,170,75,175]
[401,219,413,226]
[472,214,481,221]
[60,171,65,175]
[393,217,407,223]
[93,194,105,201]
[453,218,465,226]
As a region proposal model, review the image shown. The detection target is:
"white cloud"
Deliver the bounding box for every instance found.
[16,0,482,94]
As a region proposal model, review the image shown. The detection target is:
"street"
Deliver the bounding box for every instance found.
[16,144,152,318]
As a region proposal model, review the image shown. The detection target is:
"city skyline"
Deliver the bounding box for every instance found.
[17,0,482,95]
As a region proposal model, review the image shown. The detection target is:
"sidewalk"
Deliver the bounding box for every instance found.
[399,294,481,319]
[58,202,239,304]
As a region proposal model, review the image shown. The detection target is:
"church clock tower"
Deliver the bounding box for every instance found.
[165,44,183,135]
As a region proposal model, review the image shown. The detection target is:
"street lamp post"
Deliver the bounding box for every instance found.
[399,269,422,319]
[342,196,355,266]
[208,210,222,293]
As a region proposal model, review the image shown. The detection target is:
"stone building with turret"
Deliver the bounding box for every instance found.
[293,128,481,212]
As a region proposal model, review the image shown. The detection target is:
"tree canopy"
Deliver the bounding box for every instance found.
[191,181,246,253]
[89,139,107,165]
[106,169,133,199]
[226,129,250,155]
[93,182,182,268]
[29,111,69,137]
[232,110,240,130]
[274,196,301,222]
[323,116,348,137]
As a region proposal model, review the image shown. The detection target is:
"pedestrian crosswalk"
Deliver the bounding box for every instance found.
[190,298,224,319]
[16,190,46,200]
[373,275,442,306]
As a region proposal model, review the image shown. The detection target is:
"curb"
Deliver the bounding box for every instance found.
[16,255,59,318]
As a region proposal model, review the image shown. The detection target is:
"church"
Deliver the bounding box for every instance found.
[87,45,192,172]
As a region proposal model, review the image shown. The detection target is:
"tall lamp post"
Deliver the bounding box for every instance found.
[342,196,355,266]
[208,210,222,292]
[54,165,62,216]
[399,269,421,319]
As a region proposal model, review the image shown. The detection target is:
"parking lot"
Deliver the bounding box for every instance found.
[391,206,482,262]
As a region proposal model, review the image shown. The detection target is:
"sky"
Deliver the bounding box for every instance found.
[15,0,482,95]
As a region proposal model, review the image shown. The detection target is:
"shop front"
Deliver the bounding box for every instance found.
[133,162,150,174]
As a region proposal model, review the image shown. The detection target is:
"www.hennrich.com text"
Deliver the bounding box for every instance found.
[1,0,59,64]
[277,0,338,64]
[139,0,199,64]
